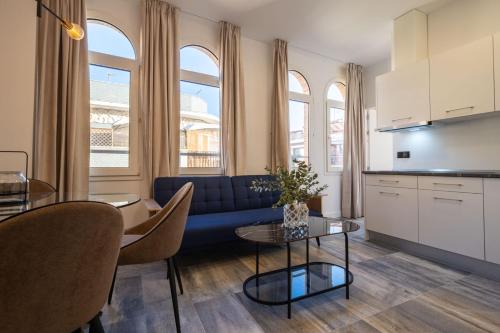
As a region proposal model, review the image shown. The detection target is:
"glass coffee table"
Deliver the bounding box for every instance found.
[235,216,360,319]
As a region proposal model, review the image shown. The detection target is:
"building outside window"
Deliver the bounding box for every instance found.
[326,82,346,172]
[288,70,311,166]
[87,20,139,176]
[180,45,221,173]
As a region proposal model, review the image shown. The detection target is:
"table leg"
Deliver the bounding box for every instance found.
[306,238,310,294]
[287,242,292,319]
[256,242,260,289]
[344,232,349,300]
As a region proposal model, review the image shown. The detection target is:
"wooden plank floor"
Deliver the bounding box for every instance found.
[101,222,500,332]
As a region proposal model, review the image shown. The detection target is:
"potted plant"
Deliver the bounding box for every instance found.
[251,160,328,228]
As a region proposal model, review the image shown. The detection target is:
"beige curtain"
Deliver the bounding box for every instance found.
[342,63,366,218]
[270,39,289,170]
[141,0,180,197]
[219,21,246,176]
[34,0,90,195]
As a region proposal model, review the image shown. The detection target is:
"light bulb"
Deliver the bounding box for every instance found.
[63,21,85,40]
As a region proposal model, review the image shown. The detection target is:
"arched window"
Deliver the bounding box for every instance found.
[288,70,311,166]
[326,82,346,171]
[180,45,221,173]
[87,19,139,177]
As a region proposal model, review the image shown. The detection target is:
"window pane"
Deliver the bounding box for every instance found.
[289,100,309,164]
[89,64,130,168]
[180,46,219,77]
[328,82,345,102]
[180,81,220,168]
[328,107,345,169]
[288,71,310,95]
[88,21,135,59]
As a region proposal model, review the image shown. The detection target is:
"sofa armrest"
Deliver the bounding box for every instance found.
[307,195,324,214]
[144,198,161,216]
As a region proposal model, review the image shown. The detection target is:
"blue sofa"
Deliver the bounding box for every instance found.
[154,175,322,249]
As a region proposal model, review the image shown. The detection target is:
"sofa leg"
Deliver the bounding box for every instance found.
[316,237,320,247]
[89,314,105,333]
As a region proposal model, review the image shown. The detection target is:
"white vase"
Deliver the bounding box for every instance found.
[283,202,309,228]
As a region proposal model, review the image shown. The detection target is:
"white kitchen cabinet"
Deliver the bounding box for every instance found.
[418,189,484,260]
[418,176,483,194]
[484,179,500,265]
[376,59,430,129]
[365,185,418,242]
[430,36,495,120]
[366,174,417,189]
[495,33,500,112]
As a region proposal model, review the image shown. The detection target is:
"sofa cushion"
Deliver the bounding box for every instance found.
[181,207,322,248]
[231,175,281,211]
[154,176,235,215]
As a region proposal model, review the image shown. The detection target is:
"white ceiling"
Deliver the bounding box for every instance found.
[170,0,452,66]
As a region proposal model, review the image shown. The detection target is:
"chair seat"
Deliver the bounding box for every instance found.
[182,207,322,248]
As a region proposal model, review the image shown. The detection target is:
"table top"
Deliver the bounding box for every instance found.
[0,192,141,222]
[235,216,360,244]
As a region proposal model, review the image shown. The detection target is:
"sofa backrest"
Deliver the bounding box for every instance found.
[154,176,235,215]
[231,175,281,211]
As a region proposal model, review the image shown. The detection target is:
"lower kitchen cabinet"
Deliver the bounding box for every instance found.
[418,189,484,260]
[365,185,418,242]
[484,179,500,265]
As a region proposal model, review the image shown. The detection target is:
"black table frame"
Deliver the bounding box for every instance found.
[243,232,352,319]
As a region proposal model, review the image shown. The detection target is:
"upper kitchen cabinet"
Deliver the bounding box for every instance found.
[430,36,494,121]
[376,59,430,130]
[495,33,500,112]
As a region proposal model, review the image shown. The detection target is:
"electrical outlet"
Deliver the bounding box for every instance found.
[397,151,410,159]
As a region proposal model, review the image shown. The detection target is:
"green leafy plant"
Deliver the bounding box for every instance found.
[251,160,328,207]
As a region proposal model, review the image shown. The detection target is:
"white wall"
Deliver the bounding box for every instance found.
[0,0,37,175]
[394,0,500,170]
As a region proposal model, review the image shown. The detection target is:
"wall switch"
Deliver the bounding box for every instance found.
[397,151,410,158]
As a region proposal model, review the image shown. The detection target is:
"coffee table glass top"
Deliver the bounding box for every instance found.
[235,216,360,244]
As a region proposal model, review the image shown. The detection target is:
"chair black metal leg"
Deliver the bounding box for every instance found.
[107,266,117,305]
[287,242,292,319]
[89,314,105,333]
[173,256,184,295]
[316,237,320,247]
[168,257,181,333]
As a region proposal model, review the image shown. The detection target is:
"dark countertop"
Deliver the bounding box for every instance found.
[363,169,500,178]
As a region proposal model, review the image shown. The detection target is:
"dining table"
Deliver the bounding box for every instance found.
[0,192,141,222]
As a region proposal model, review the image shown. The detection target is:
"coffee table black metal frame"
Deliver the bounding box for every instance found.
[235,217,359,319]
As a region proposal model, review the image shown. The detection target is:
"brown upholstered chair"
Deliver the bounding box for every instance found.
[0,202,124,333]
[27,178,56,200]
[108,182,193,333]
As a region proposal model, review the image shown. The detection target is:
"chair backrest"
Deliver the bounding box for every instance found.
[28,178,56,194]
[0,202,124,333]
[154,176,234,215]
[119,182,194,265]
[231,175,281,210]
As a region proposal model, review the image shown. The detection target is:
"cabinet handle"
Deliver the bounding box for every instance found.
[392,116,412,122]
[433,197,463,203]
[379,180,399,183]
[379,191,400,196]
[432,182,463,187]
[445,106,474,114]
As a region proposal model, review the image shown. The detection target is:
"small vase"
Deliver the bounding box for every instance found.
[283,202,309,228]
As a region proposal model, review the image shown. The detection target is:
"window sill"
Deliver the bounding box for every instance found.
[90,174,143,182]
[179,167,223,176]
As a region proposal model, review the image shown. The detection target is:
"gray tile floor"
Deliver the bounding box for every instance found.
[101,222,500,332]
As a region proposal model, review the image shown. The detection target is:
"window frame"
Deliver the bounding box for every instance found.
[287,70,311,167]
[88,19,140,178]
[179,45,222,175]
[325,81,346,173]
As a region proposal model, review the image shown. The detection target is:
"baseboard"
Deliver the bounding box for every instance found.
[368,231,500,282]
